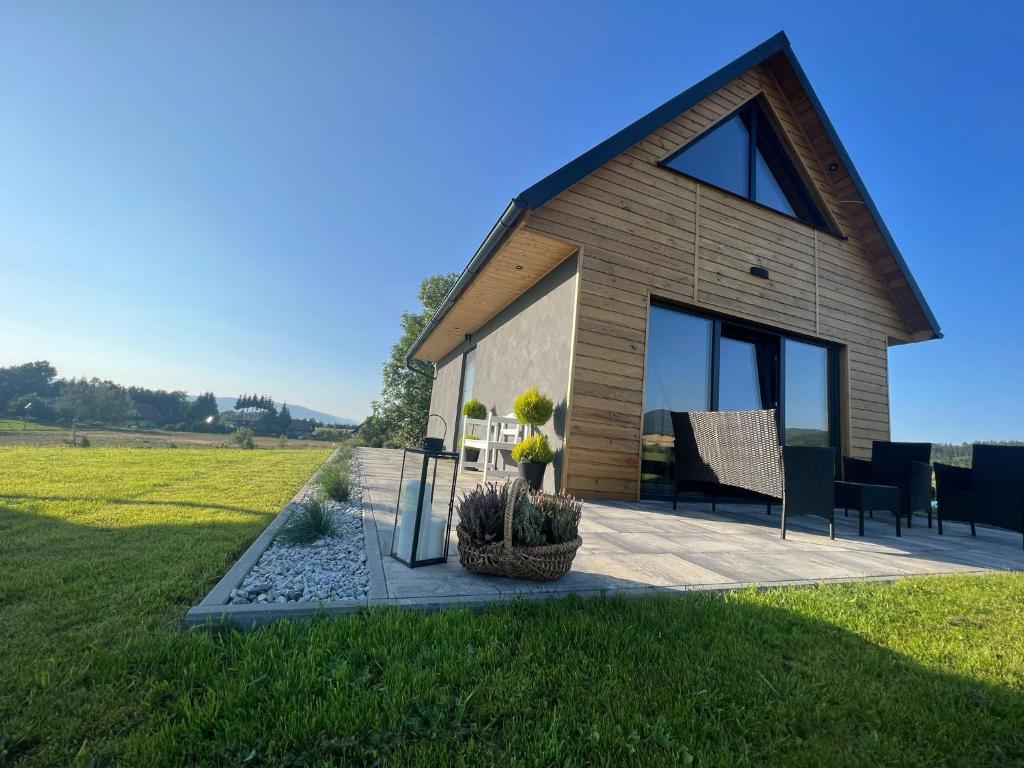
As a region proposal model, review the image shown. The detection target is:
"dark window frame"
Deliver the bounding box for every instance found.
[452,346,477,450]
[641,300,842,496]
[659,97,841,238]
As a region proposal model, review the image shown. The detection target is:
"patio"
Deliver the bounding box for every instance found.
[360,447,1024,607]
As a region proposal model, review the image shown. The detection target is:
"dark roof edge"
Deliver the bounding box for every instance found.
[776,47,942,339]
[410,30,940,365]
[406,198,528,366]
[516,31,792,209]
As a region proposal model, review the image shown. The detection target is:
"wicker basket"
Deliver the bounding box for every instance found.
[457,479,582,581]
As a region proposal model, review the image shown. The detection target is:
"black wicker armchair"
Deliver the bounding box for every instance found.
[843,441,932,528]
[671,409,836,539]
[934,444,1024,548]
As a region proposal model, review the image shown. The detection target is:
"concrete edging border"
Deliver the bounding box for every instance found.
[183,446,351,628]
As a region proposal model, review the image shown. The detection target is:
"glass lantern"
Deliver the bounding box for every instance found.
[390,442,459,567]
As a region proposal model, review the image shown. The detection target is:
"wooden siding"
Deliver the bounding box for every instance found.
[527,60,910,501]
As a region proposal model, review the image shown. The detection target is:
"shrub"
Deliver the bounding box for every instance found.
[462,398,487,420]
[78,435,91,448]
[528,492,583,544]
[320,461,352,502]
[456,482,508,543]
[513,494,546,547]
[513,387,553,427]
[232,428,255,449]
[511,434,554,465]
[278,498,336,544]
[175,422,189,432]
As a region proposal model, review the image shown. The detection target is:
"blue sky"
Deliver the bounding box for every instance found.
[2,1,1022,440]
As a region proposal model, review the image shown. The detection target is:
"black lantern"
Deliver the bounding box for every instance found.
[390,419,459,568]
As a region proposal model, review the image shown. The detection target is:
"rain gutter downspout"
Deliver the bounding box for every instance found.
[404,198,529,379]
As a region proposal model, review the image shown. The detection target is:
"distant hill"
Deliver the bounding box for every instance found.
[193,396,357,426]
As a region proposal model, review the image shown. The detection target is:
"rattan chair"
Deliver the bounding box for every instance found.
[934,444,1024,548]
[671,409,836,539]
[843,441,932,528]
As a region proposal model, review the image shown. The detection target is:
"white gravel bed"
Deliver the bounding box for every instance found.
[228,489,369,605]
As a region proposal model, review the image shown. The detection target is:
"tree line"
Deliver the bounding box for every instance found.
[0,361,304,436]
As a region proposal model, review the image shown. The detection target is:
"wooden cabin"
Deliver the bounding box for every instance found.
[409,32,941,500]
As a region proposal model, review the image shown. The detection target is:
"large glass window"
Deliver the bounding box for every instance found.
[783,339,830,447]
[460,348,476,409]
[641,304,837,497]
[640,307,713,497]
[661,99,829,230]
[453,348,477,444]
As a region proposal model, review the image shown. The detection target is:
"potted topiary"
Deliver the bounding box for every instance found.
[511,433,554,491]
[512,387,555,489]
[460,398,487,461]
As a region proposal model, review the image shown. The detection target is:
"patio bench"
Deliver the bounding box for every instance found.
[934,444,1024,548]
[671,409,835,539]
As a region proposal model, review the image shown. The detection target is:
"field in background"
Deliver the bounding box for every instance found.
[1,446,1022,765]
[0,419,58,432]
[0,424,330,449]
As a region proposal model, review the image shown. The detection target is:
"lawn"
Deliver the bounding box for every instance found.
[2,447,1023,766]
[0,419,58,432]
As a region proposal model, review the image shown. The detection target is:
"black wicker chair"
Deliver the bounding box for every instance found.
[671,409,836,539]
[934,444,1024,548]
[843,441,932,528]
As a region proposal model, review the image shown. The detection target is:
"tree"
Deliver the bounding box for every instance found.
[126,387,189,425]
[277,403,293,434]
[0,361,58,412]
[7,394,56,422]
[190,392,219,423]
[362,272,458,447]
[55,378,131,425]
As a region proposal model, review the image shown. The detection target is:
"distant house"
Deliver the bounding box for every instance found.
[130,401,163,428]
[289,419,317,438]
[413,32,940,499]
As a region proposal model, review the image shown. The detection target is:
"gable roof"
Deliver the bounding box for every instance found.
[408,31,940,368]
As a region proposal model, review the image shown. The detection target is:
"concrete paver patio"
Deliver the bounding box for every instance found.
[360,447,1024,606]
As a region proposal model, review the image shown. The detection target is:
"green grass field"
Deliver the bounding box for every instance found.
[1,446,1023,766]
[0,418,58,431]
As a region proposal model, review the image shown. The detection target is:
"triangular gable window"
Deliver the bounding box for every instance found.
[662,99,829,230]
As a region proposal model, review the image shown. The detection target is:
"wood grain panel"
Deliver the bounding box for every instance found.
[540,62,911,500]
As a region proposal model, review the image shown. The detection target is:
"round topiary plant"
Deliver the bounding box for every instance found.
[513,387,554,427]
[511,434,554,465]
[462,398,487,420]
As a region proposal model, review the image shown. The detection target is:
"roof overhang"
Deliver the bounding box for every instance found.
[410,212,578,363]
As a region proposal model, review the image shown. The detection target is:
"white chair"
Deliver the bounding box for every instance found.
[459,412,527,483]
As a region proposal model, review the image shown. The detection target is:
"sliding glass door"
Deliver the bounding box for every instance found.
[640,307,713,497]
[782,339,830,447]
[641,303,838,498]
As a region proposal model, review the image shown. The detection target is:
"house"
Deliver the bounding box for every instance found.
[130,401,163,428]
[410,32,940,500]
[288,419,317,438]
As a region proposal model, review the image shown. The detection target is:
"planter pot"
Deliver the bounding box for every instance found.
[517,461,547,491]
[464,447,480,463]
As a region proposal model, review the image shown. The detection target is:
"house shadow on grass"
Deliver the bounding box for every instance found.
[134,583,1024,767]
[3,499,1024,766]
